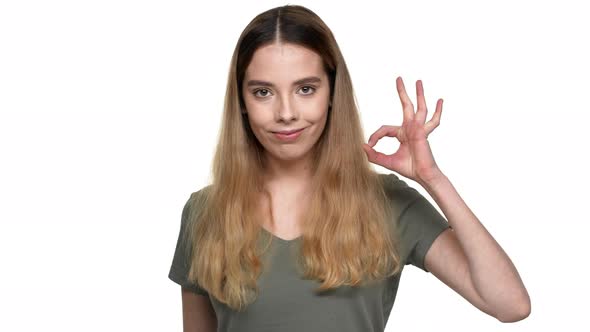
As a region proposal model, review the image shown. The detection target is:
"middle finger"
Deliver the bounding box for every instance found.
[415,80,428,124]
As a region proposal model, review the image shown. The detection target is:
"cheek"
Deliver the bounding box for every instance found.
[307,92,330,118]
[248,108,273,127]
[305,102,329,123]
[243,104,271,127]
[313,112,328,136]
[247,115,269,134]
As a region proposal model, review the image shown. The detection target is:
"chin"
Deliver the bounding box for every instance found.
[268,146,312,161]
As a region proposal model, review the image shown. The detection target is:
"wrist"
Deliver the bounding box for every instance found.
[418,169,448,190]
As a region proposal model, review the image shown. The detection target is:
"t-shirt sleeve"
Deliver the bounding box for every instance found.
[168,191,209,296]
[382,173,451,273]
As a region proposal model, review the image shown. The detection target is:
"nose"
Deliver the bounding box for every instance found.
[276,95,298,122]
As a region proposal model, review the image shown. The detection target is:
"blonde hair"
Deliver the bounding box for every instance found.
[185,4,403,311]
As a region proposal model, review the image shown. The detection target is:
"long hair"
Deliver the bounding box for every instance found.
[185,4,403,311]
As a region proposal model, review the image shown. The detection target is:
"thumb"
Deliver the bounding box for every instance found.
[362,143,374,162]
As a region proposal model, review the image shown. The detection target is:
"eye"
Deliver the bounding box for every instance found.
[299,86,316,95]
[253,88,272,98]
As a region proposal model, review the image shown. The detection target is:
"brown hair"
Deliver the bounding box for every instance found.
[184,4,402,311]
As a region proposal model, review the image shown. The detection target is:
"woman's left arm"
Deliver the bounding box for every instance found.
[420,172,531,323]
[363,77,530,323]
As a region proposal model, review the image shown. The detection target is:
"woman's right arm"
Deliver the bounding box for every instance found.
[181,287,217,332]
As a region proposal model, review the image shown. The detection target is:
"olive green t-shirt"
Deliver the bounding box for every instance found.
[168,172,451,331]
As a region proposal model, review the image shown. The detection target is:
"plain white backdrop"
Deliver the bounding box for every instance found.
[0,0,588,331]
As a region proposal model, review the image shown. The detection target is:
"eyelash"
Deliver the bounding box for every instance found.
[252,86,317,98]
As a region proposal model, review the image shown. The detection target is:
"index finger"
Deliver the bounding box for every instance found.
[396,76,415,123]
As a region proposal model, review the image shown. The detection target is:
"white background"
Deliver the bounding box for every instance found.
[1,0,588,331]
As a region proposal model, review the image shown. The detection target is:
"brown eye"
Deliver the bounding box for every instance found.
[299,86,316,95]
[253,89,271,98]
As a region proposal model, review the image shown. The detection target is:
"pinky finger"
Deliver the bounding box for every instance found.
[425,99,443,135]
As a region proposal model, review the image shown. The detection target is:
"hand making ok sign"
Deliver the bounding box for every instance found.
[362,76,445,186]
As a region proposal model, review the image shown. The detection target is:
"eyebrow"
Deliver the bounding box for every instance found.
[246,76,322,88]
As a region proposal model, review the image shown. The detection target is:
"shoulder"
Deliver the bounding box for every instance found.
[181,184,213,225]
[378,172,423,210]
[378,172,451,270]
[186,184,213,207]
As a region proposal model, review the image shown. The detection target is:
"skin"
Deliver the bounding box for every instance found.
[242,42,331,182]
[363,77,531,322]
[241,41,531,321]
[241,42,331,239]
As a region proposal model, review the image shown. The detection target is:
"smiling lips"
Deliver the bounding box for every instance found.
[272,127,305,141]
[273,128,304,134]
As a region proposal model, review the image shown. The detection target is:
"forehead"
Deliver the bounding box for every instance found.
[245,43,325,82]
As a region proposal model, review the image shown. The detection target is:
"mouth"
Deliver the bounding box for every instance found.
[272,128,305,134]
[272,127,306,141]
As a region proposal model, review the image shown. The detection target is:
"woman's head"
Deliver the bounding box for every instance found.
[241,42,331,169]
[217,4,361,179]
[192,5,402,311]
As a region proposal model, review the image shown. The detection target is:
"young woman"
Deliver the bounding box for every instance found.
[168,4,530,331]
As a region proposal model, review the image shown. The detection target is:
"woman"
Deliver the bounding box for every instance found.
[168,4,530,331]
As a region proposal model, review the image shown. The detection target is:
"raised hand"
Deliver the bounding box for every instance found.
[362,76,445,185]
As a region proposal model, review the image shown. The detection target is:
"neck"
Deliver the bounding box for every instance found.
[261,152,314,185]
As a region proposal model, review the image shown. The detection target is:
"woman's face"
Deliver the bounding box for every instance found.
[242,42,331,165]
